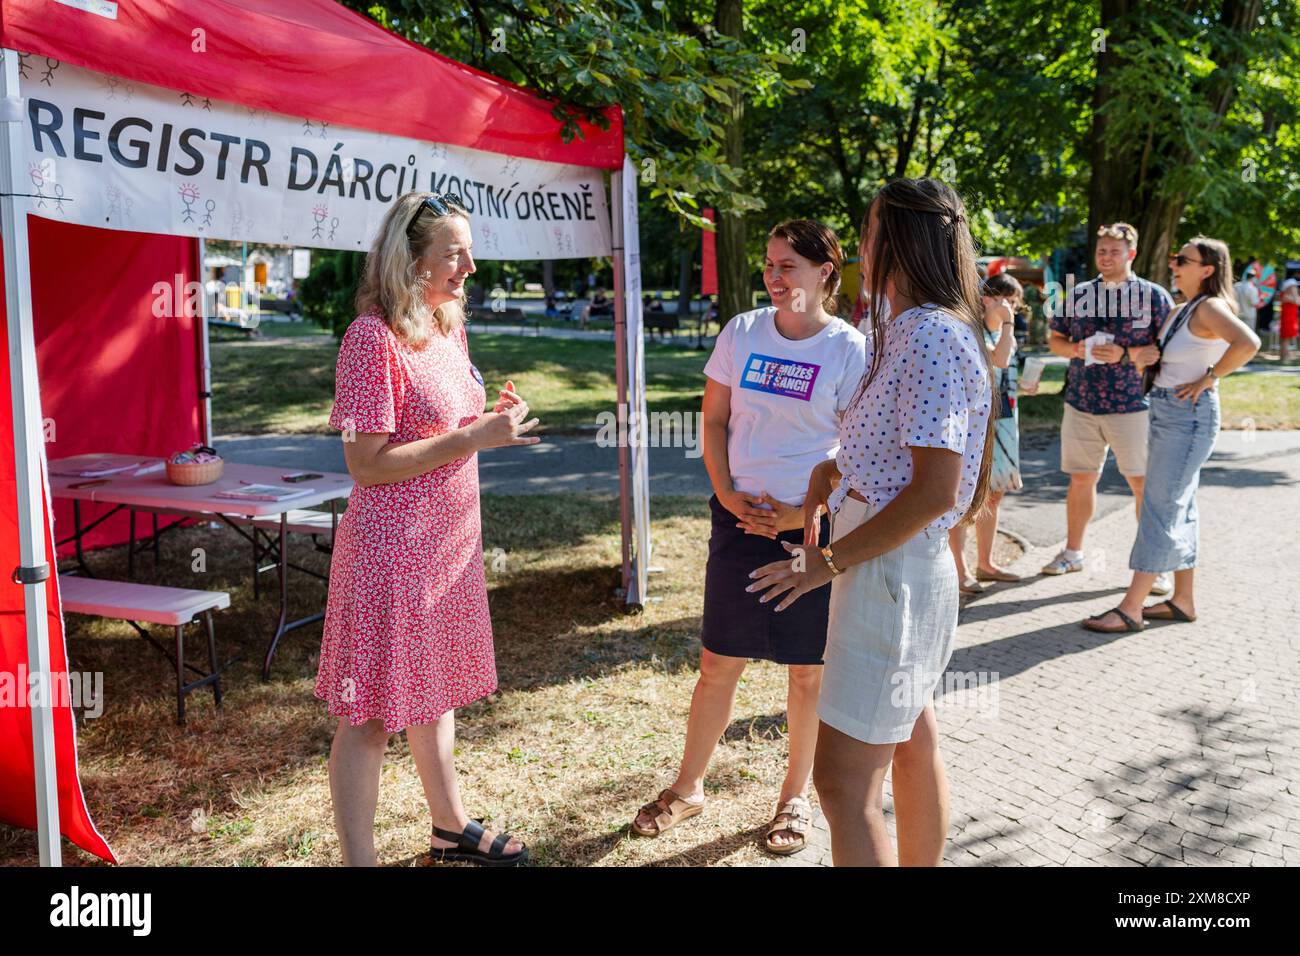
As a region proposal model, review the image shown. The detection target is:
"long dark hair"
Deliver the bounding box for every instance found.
[1186,235,1237,315]
[852,178,997,525]
[768,219,844,312]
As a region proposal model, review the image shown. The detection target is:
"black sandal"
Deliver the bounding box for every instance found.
[1142,600,1196,623]
[430,819,529,867]
[1082,606,1146,633]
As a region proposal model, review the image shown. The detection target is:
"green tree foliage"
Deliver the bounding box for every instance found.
[298,250,366,337]
[331,0,1300,303]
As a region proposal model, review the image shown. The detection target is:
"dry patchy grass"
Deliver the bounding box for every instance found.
[0,494,1019,867]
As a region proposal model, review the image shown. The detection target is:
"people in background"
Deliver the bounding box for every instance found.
[1042,222,1175,597]
[1279,269,1299,363]
[949,272,1025,592]
[1084,236,1260,633]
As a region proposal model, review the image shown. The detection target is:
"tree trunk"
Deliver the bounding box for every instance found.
[1088,0,1261,287]
[677,233,696,317]
[714,0,749,321]
[541,259,555,298]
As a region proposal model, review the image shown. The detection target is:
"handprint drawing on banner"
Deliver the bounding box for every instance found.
[178,182,200,223]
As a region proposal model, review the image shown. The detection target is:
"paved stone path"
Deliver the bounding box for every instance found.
[770,447,1300,867]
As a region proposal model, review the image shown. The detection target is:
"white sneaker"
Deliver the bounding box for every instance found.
[1041,550,1084,575]
[1150,573,1173,596]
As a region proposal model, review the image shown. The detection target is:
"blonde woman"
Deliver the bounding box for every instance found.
[316,191,540,866]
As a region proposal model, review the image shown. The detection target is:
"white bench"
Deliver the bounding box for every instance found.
[60,576,231,724]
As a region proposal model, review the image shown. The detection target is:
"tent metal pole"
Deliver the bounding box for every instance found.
[0,47,62,867]
[197,238,213,444]
[610,165,632,595]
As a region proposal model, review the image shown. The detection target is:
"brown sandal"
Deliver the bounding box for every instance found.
[975,566,1022,583]
[631,788,703,837]
[764,796,812,855]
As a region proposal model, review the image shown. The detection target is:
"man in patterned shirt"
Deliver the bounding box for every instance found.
[1042,222,1174,595]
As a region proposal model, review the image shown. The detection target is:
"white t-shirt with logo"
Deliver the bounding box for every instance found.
[704,307,869,505]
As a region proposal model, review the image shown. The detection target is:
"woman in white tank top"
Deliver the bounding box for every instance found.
[1084,236,1260,634]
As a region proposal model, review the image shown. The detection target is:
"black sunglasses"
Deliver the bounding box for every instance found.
[1168,253,1203,266]
[406,192,465,235]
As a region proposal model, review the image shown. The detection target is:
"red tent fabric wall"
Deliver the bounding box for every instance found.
[29,217,203,558]
[0,216,198,862]
[0,223,117,861]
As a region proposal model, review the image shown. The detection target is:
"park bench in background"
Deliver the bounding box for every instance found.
[466,306,541,335]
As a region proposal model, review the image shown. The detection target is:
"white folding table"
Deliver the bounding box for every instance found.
[49,453,353,679]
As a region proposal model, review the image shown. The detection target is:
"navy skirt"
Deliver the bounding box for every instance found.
[700,494,831,665]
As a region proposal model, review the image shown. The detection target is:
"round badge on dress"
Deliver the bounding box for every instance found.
[469,363,485,386]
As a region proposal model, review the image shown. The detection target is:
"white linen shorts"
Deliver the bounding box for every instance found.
[816,494,960,745]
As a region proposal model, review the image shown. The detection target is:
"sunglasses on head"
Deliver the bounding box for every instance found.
[1168,253,1204,267]
[1097,225,1136,243]
[406,192,465,235]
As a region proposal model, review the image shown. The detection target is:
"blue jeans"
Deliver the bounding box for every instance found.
[1128,387,1220,573]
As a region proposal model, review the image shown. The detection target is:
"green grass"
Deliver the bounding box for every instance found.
[211,327,709,436]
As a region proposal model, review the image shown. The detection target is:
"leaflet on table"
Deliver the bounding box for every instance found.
[50,456,159,478]
[213,484,314,502]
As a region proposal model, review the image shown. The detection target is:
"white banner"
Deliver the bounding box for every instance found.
[16,58,612,260]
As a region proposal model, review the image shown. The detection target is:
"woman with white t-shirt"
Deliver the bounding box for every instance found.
[630,220,867,855]
[749,179,995,866]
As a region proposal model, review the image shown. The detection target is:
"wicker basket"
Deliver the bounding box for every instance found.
[166,459,224,486]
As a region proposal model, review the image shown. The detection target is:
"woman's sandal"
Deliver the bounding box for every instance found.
[1142,600,1197,623]
[764,796,812,855]
[1082,607,1146,633]
[430,819,529,867]
[958,576,987,595]
[631,788,703,837]
[975,566,1022,583]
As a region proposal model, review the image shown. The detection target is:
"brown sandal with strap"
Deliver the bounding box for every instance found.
[631,788,704,837]
[764,796,812,855]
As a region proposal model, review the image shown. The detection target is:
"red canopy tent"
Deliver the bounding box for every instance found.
[0,0,649,865]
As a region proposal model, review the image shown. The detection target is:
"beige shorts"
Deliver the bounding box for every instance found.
[1061,404,1148,476]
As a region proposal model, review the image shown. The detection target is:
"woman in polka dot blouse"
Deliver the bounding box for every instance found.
[749,178,996,865]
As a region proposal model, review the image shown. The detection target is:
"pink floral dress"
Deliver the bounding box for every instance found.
[315,312,496,733]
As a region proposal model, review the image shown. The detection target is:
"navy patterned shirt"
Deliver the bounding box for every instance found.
[1049,275,1172,415]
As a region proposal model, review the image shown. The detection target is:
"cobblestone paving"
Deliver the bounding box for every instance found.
[770,449,1300,867]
